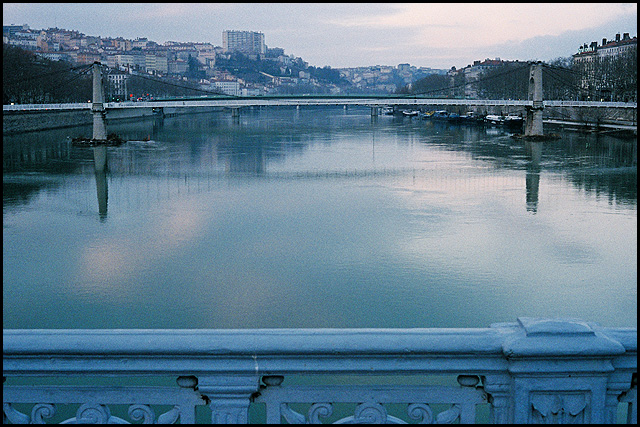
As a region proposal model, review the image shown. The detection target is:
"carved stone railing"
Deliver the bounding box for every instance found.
[3,318,636,424]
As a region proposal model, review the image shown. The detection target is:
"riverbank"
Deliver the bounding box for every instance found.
[543,119,637,138]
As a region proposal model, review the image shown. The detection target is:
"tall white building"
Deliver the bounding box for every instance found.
[107,70,129,100]
[222,30,265,55]
[214,80,241,96]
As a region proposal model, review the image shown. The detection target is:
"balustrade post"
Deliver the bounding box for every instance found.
[197,375,260,424]
[493,317,628,424]
[481,373,514,423]
[606,359,637,423]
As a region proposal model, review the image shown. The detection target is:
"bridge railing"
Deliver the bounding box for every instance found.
[544,100,638,108]
[2,102,92,111]
[3,99,637,111]
[3,318,636,424]
[101,99,536,108]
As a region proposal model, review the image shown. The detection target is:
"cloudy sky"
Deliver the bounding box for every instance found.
[3,3,637,69]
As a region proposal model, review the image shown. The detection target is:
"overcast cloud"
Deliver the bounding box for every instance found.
[3,3,637,69]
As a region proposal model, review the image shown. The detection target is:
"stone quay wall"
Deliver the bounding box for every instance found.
[3,106,223,135]
[3,109,93,135]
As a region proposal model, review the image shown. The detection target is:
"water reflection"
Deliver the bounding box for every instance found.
[93,146,108,222]
[525,141,542,213]
[2,111,637,216]
[3,107,637,330]
[3,132,78,210]
[1,112,635,207]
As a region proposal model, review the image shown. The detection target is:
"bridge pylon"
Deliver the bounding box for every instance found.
[524,62,544,137]
[92,62,107,141]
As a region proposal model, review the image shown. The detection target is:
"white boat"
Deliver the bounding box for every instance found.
[402,110,420,117]
[504,115,524,128]
[484,114,504,125]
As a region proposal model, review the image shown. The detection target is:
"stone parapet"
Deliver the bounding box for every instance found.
[3,318,637,423]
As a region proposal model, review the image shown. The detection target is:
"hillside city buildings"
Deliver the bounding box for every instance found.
[3,24,637,99]
[446,58,524,98]
[2,24,451,97]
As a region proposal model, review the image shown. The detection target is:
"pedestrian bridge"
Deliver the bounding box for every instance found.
[4,62,637,139]
[3,318,636,424]
[2,98,637,111]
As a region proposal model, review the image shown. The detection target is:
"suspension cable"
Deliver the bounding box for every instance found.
[543,66,597,97]
[4,63,93,86]
[411,61,531,97]
[102,64,232,98]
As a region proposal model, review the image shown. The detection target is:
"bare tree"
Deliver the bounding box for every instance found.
[3,44,92,104]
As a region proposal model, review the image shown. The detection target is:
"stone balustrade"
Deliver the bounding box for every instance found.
[3,318,636,424]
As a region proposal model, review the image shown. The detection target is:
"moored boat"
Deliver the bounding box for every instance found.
[431,110,450,120]
[504,114,524,128]
[71,133,126,147]
[484,114,504,125]
[447,112,461,123]
[459,112,483,125]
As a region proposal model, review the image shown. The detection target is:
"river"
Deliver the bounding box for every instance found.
[3,106,637,330]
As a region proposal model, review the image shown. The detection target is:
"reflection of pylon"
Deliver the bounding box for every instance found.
[93,145,107,173]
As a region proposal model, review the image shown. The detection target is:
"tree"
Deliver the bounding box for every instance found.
[542,58,580,100]
[214,52,272,84]
[3,43,92,104]
[606,45,637,102]
[475,63,529,100]
[307,66,347,85]
[397,74,449,96]
[185,56,205,80]
[123,73,208,99]
[571,46,637,102]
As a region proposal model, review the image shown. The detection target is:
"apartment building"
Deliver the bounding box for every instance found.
[222,30,266,55]
[168,59,188,75]
[107,69,129,100]
[6,36,38,50]
[35,51,72,62]
[573,32,637,64]
[145,53,169,74]
[76,50,102,65]
[132,38,150,49]
[214,80,241,96]
[462,58,513,98]
[3,24,29,37]
[572,32,637,101]
[105,51,146,70]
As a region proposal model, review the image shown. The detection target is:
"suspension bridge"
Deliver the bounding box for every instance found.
[3,61,637,140]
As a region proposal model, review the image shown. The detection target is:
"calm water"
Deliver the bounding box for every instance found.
[3,106,637,330]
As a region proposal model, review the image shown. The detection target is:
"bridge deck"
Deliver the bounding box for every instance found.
[3,98,637,111]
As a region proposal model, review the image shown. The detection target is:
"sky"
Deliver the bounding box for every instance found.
[3,3,637,70]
